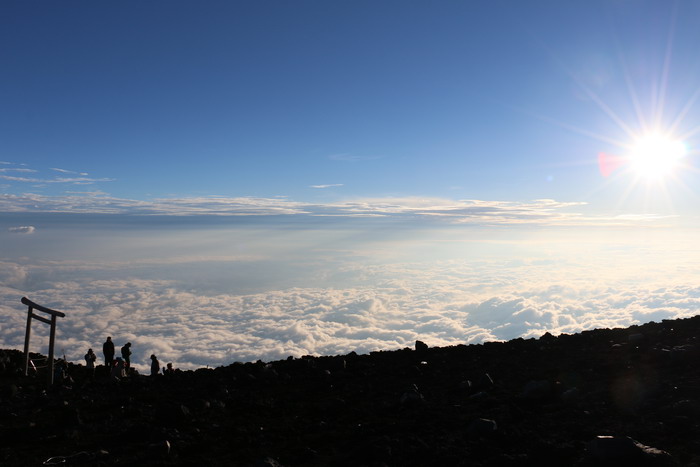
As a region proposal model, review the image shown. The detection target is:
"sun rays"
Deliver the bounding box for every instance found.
[537,6,700,215]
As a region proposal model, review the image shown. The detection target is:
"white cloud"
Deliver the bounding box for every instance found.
[1,176,38,183]
[0,261,30,287]
[1,251,699,373]
[0,205,695,372]
[310,184,344,189]
[0,175,113,184]
[51,168,89,176]
[0,192,674,226]
[0,168,37,173]
[65,190,109,196]
[8,226,35,234]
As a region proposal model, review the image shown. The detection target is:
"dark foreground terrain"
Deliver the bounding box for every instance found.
[2,317,700,466]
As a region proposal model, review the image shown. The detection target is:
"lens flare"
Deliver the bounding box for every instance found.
[598,152,625,177]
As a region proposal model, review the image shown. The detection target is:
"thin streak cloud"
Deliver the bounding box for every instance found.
[0,192,672,226]
[51,168,90,176]
[0,168,37,173]
[0,175,114,184]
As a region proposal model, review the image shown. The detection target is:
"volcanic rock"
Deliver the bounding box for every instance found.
[585,435,674,466]
[467,418,497,437]
[4,316,700,465]
[520,379,552,401]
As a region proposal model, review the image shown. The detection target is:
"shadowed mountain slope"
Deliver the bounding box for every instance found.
[2,316,700,466]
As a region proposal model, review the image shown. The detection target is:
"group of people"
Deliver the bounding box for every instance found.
[100,336,132,368]
[82,336,176,379]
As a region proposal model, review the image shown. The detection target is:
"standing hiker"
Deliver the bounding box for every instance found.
[121,342,132,369]
[102,337,115,368]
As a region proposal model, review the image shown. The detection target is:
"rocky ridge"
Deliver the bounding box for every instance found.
[2,316,700,466]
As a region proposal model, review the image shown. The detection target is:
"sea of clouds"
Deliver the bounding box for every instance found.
[1,193,698,373]
[2,236,699,374]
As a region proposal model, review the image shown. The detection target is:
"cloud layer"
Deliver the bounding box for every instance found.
[1,197,696,373]
[0,161,683,227]
[0,191,676,227]
[1,251,698,374]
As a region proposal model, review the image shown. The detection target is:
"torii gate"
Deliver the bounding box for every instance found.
[21,297,66,386]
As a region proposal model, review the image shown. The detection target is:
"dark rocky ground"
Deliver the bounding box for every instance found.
[3,316,700,466]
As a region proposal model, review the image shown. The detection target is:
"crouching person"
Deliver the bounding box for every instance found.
[110,357,126,382]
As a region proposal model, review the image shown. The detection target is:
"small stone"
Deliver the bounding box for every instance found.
[155,402,191,425]
[628,333,646,345]
[671,344,697,362]
[478,373,494,389]
[256,457,285,467]
[520,380,551,401]
[586,435,673,465]
[467,418,497,437]
[459,380,472,391]
[147,440,171,458]
[561,387,580,402]
[193,398,210,411]
[672,399,700,416]
[1,384,19,399]
[400,384,424,406]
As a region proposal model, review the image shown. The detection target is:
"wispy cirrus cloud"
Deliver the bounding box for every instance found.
[310,184,344,189]
[51,167,89,176]
[0,192,675,226]
[54,176,113,184]
[65,190,109,196]
[0,175,114,185]
[0,162,109,185]
[0,176,43,183]
[0,168,37,173]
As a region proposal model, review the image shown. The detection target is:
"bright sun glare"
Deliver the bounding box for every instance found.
[628,133,686,181]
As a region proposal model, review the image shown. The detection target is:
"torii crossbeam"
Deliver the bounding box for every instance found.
[21,297,66,386]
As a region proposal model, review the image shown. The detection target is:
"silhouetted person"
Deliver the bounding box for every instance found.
[103,337,115,368]
[163,362,175,376]
[121,342,132,369]
[54,359,73,386]
[84,348,96,376]
[150,354,160,377]
[111,357,126,381]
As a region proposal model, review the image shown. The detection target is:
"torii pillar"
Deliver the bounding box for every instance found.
[21,297,66,386]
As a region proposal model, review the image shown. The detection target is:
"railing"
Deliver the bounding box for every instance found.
[21,297,66,386]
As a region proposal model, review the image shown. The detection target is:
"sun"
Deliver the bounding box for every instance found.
[627,133,686,181]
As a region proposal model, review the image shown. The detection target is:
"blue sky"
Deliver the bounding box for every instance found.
[2,0,699,207]
[2,1,700,369]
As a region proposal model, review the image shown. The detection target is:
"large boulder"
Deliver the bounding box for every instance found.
[585,436,674,466]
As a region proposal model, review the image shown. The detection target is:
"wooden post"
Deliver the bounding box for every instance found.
[23,304,33,377]
[48,314,57,386]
